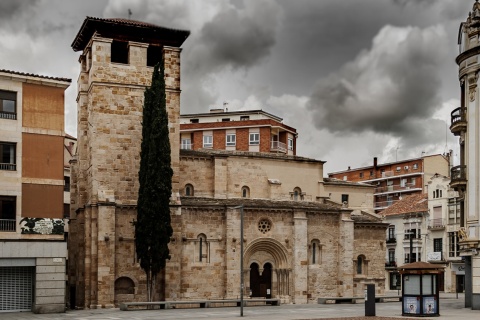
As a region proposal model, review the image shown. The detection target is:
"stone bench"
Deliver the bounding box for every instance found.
[317,295,402,304]
[120,298,280,311]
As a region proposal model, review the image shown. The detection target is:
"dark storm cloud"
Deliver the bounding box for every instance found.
[0,0,39,19]
[307,24,448,138]
[181,0,281,111]
[187,1,280,74]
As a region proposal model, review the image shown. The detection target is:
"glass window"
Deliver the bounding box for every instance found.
[203,135,213,148]
[249,133,260,145]
[226,134,236,146]
[181,139,192,150]
[0,196,16,232]
[357,256,363,274]
[0,142,16,170]
[0,90,17,120]
[288,138,293,150]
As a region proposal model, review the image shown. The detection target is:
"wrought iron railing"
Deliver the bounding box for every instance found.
[451,165,467,184]
[0,219,16,232]
[0,111,16,120]
[0,163,16,171]
[451,107,466,125]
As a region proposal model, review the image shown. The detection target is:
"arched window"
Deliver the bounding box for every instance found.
[114,277,135,295]
[197,233,208,262]
[310,239,321,264]
[242,186,250,198]
[291,187,303,201]
[357,255,364,274]
[185,184,194,196]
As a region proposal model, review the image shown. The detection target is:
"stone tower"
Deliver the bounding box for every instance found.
[452,0,480,310]
[68,17,189,308]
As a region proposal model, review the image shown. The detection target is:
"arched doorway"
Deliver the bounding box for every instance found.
[244,238,290,299]
[249,263,272,298]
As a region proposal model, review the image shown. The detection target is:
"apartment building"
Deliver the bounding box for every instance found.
[180,109,297,155]
[0,70,71,313]
[328,154,450,213]
[382,175,463,294]
[450,0,480,309]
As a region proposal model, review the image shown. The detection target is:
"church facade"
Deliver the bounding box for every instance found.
[67,17,387,309]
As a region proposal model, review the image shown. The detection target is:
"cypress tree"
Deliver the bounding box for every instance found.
[135,59,173,301]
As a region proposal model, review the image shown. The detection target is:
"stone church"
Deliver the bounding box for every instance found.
[67,17,388,309]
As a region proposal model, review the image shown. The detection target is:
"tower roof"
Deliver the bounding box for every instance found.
[71,16,190,52]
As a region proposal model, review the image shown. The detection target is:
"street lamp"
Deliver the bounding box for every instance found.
[232,205,244,317]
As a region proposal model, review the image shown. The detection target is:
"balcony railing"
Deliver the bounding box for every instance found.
[270,141,287,153]
[374,200,398,209]
[0,111,17,120]
[375,183,419,194]
[386,237,397,244]
[428,218,445,229]
[0,219,16,232]
[0,163,16,171]
[385,261,397,268]
[450,107,467,136]
[451,165,467,186]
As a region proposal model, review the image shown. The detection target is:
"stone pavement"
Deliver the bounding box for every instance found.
[1,293,477,320]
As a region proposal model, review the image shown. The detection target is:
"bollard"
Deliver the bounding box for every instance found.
[365,284,376,316]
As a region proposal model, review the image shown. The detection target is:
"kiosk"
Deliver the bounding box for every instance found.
[399,262,444,317]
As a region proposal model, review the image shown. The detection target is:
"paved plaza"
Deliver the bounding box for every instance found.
[0,294,477,320]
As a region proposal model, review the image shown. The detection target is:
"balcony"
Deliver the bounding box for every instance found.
[385,261,397,269]
[428,218,445,230]
[0,111,17,120]
[386,237,397,244]
[427,251,444,262]
[374,183,421,195]
[0,219,16,232]
[270,141,287,153]
[0,163,16,171]
[374,200,398,211]
[450,107,467,136]
[450,165,467,189]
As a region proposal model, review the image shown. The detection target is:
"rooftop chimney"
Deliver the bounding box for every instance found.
[374,157,377,168]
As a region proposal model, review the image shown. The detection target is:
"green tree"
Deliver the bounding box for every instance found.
[135,60,173,302]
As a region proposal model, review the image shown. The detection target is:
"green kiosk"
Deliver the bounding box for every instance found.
[399,262,444,317]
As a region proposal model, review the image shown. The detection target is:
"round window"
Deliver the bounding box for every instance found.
[258,219,271,234]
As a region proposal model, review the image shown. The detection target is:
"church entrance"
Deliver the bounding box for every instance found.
[249,263,272,298]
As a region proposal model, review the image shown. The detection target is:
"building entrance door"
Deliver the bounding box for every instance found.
[249,263,272,298]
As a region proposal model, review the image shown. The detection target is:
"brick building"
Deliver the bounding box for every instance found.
[0,69,71,313]
[180,109,297,155]
[67,17,388,309]
[328,155,450,213]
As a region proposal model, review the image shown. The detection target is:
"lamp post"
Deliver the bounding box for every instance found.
[232,205,244,317]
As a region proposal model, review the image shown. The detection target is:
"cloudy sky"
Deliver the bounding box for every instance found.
[0,0,472,174]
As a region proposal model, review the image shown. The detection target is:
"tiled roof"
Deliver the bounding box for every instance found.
[323,178,374,188]
[180,196,340,211]
[72,16,190,51]
[180,149,325,163]
[380,193,428,216]
[0,69,71,83]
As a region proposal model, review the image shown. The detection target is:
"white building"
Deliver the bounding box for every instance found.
[452,0,480,309]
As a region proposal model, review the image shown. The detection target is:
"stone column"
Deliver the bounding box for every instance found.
[164,46,182,198]
[214,156,228,199]
[225,207,240,298]
[293,210,308,304]
[338,211,354,297]
[96,194,116,308]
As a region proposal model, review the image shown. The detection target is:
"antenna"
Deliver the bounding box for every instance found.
[128,9,132,19]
